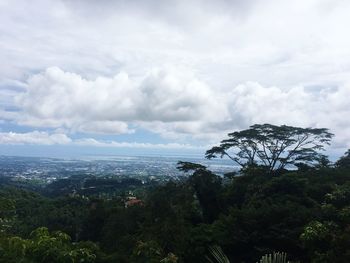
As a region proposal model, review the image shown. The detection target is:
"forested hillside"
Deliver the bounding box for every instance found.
[0,125,349,262]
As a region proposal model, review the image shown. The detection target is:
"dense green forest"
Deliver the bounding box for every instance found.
[0,124,349,262]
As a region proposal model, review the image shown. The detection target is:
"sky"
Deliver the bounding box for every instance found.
[0,0,350,158]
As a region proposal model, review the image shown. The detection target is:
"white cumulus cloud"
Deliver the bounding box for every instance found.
[10,66,350,152]
[0,131,72,145]
[0,131,204,150]
[15,67,226,137]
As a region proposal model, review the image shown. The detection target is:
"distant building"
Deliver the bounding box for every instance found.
[125,199,143,208]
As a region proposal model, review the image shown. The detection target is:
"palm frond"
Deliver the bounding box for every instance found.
[206,245,230,263]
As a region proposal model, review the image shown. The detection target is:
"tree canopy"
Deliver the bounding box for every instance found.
[206,124,333,172]
[2,124,350,262]
[335,149,350,168]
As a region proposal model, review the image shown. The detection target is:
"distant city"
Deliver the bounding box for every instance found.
[0,155,237,185]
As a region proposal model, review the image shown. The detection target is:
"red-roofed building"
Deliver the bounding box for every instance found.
[125,199,143,208]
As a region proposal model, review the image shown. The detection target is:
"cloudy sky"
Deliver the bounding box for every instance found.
[1,0,350,157]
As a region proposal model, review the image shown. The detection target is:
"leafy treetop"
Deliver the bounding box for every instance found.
[206,124,333,172]
[176,161,207,172]
[335,149,350,168]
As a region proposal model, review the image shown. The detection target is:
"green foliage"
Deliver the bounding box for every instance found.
[188,169,222,223]
[0,227,99,263]
[258,252,289,263]
[300,183,350,262]
[177,161,207,172]
[206,124,333,172]
[132,240,163,263]
[0,196,16,233]
[207,248,291,263]
[160,253,178,263]
[300,221,336,243]
[324,183,350,208]
[131,240,179,263]
[207,245,230,263]
[335,149,350,168]
[1,126,350,262]
[1,166,349,262]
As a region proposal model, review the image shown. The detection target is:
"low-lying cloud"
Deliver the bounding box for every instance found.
[0,131,72,145]
[6,66,350,151]
[0,130,203,150]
